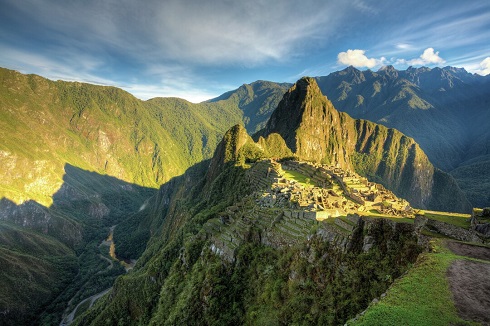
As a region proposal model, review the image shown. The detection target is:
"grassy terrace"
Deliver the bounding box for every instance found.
[422,210,471,229]
[350,239,479,326]
[282,169,317,187]
[360,210,415,224]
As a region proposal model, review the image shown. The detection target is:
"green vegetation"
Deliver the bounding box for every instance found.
[208,80,291,133]
[0,67,246,324]
[421,211,471,229]
[283,169,317,187]
[38,237,126,324]
[351,239,476,326]
[0,221,78,325]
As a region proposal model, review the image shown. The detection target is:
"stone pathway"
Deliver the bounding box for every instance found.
[446,241,490,326]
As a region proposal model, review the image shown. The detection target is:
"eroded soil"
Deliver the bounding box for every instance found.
[446,241,490,326]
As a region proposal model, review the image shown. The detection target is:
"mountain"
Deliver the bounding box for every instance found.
[315,66,490,208]
[315,65,490,171]
[72,122,424,326]
[0,67,244,324]
[75,79,478,324]
[255,77,470,212]
[208,80,292,133]
[213,66,490,207]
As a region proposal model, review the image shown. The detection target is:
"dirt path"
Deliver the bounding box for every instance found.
[446,241,490,326]
[61,288,111,325]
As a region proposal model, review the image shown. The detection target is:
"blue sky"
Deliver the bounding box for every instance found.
[1,0,489,102]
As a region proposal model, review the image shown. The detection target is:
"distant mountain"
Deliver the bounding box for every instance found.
[315,65,490,171]
[208,80,292,133]
[316,66,490,207]
[255,77,470,212]
[215,66,490,207]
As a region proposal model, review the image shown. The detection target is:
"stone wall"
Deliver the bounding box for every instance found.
[414,215,484,243]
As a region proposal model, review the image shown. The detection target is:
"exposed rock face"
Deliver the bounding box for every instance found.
[0,198,83,247]
[258,77,471,212]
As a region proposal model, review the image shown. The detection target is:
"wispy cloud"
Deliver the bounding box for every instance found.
[2,0,355,66]
[395,43,413,50]
[0,0,365,100]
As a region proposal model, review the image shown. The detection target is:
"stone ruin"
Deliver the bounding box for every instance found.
[271,160,413,218]
[202,158,416,262]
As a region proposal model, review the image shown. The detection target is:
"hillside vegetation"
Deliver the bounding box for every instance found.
[0,67,243,324]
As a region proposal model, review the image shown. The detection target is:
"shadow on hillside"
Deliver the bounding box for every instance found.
[0,163,158,248]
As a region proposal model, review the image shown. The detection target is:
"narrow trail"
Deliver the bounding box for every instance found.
[446,241,490,326]
[60,288,111,326]
[60,226,117,326]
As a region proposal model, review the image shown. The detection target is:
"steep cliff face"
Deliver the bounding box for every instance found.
[258,77,470,212]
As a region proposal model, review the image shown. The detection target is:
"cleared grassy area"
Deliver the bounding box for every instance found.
[422,210,471,229]
[282,169,317,187]
[359,211,414,224]
[350,239,477,326]
[367,214,414,224]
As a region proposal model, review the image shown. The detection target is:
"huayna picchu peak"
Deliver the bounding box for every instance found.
[256,77,470,213]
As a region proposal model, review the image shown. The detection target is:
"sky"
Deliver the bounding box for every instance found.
[1,0,489,103]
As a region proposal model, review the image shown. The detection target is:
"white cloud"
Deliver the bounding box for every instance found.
[474,57,490,76]
[337,49,386,68]
[397,48,445,66]
[418,48,445,64]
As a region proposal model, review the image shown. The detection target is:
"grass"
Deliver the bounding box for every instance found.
[350,238,478,326]
[360,211,415,224]
[282,169,317,187]
[422,210,471,229]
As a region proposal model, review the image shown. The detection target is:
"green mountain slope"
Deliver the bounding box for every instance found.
[208,80,291,133]
[0,67,243,324]
[0,67,243,207]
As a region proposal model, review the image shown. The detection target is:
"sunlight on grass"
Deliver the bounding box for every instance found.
[422,210,471,229]
[282,169,317,187]
[351,239,478,326]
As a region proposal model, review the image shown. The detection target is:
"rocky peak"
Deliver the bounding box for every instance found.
[378,65,398,79]
[256,77,470,212]
[261,77,337,156]
[206,124,252,182]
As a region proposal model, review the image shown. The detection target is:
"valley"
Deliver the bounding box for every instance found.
[0,68,488,325]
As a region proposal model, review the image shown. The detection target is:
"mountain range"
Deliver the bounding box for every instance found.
[0,66,487,325]
[211,66,490,207]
